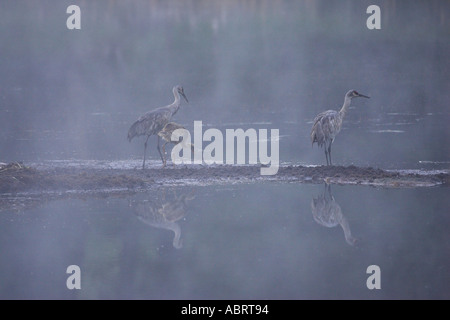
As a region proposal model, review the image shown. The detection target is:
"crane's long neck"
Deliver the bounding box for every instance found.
[168,88,182,117]
[339,95,352,118]
[169,223,182,249]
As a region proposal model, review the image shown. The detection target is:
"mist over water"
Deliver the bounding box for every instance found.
[0,0,448,168]
[0,1,449,300]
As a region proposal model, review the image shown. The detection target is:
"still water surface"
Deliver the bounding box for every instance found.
[0,1,449,300]
[0,182,448,299]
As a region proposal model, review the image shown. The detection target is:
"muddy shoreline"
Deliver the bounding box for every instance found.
[0,162,448,196]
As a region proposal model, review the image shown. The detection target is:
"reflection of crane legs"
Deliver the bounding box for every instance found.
[324,183,332,201]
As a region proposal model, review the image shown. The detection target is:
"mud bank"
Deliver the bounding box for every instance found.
[0,162,448,195]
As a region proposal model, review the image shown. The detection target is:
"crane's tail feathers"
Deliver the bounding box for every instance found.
[127,120,143,142]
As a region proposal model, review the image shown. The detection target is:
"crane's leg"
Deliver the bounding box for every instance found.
[324,146,329,166]
[161,142,168,167]
[156,136,165,167]
[143,135,151,169]
[328,141,332,166]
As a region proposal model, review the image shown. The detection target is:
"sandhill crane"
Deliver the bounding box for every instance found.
[311,90,369,165]
[311,184,357,246]
[132,190,195,249]
[128,85,188,169]
[158,122,195,167]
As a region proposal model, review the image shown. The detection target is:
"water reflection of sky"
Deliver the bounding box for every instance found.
[0,183,448,299]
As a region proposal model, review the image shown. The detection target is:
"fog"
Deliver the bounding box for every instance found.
[0,0,449,300]
[0,0,448,167]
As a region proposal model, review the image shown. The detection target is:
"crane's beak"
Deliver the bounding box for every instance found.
[181,91,189,103]
[358,93,370,99]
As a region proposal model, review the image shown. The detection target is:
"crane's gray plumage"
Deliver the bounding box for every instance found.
[128,85,188,169]
[158,122,194,167]
[311,90,369,165]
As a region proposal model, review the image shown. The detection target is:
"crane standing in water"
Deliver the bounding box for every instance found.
[128,85,188,169]
[311,90,369,165]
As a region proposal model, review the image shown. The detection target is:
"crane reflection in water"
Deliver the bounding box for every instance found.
[131,189,195,249]
[311,184,358,246]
